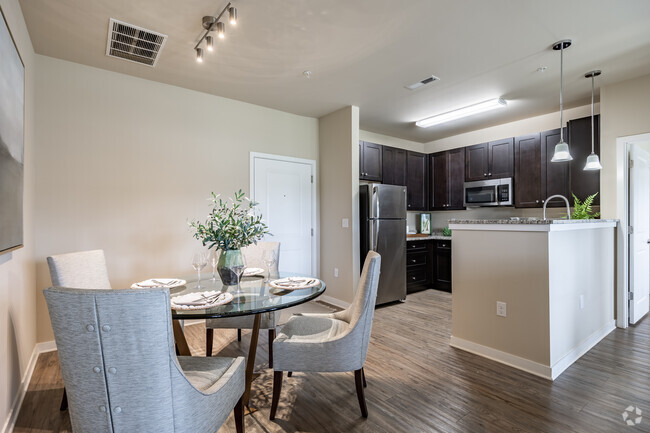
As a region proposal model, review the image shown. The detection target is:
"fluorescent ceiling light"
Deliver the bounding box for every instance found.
[415,98,507,128]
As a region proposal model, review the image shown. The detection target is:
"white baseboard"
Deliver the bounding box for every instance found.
[549,320,616,380]
[450,336,553,380]
[317,295,350,310]
[2,340,57,433]
[450,320,616,381]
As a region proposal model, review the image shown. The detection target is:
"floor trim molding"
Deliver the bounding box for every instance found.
[2,341,57,433]
[317,295,350,310]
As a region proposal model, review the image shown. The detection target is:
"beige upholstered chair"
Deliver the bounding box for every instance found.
[270,251,381,420]
[44,286,245,433]
[47,249,112,411]
[205,242,281,366]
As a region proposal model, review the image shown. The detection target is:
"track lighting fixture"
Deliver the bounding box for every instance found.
[193,2,238,63]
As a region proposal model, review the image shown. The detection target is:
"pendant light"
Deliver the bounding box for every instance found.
[551,39,573,162]
[584,70,603,171]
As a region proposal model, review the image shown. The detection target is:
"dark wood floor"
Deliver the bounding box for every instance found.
[13,290,650,432]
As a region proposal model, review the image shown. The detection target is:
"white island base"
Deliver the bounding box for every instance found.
[448,220,617,380]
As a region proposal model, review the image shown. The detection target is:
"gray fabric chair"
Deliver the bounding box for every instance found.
[206,242,280,366]
[269,251,381,420]
[44,286,246,433]
[47,249,112,410]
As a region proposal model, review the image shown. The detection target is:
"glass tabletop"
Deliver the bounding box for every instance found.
[169,273,326,320]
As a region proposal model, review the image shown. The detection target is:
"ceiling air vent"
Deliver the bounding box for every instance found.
[106,18,168,67]
[405,75,440,91]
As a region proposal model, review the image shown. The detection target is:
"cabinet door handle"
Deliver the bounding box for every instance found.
[411,259,417,263]
[411,276,416,281]
[488,172,492,176]
[536,200,539,204]
[484,173,487,177]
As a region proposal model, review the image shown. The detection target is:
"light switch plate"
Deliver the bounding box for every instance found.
[496,301,507,317]
[342,218,349,228]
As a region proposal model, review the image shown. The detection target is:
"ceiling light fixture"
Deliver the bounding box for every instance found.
[194,2,238,63]
[551,39,573,162]
[415,98,507,128]
[584,70,603,171]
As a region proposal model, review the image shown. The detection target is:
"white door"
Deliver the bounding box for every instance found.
[629,143,650,324]
[251,153,315,275]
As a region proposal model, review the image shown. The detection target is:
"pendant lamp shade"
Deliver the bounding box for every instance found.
[584,152,603,170]
[551,39,573,163]
[583,70,602,171]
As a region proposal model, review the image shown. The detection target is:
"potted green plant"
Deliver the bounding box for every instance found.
[570,193,600,220]
[190,190,269,284]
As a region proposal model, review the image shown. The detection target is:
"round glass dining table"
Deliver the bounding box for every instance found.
[169,273,326,409]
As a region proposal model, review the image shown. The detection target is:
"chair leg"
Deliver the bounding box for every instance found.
[354,369,368,418]
[237,329,242,342]
[287,371,292,377]
[206,328,213,357]
[362,367,367,388]
[268,328,276,368]
[270,371,283,420]
[60,387,68,411]
[234,394,245,433]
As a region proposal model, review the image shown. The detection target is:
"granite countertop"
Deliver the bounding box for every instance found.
[448,218,618,225]
[406,232,451,241]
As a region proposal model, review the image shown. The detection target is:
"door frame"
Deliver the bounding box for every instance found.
[616,132,650,327]
[249,152,319,277]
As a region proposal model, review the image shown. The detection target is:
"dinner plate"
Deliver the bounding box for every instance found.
[131,278,186,289]
[170,291,233,310]
[269,277,320,290]
[243,267,265,277]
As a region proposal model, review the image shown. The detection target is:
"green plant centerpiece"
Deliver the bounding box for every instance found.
[190,190,269,285]
[570,192,600,220]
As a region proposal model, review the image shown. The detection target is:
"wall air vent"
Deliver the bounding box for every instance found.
[106,18,167,67]
[405,75,440,91]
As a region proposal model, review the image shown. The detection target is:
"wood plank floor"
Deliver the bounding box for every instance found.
[13,290,650,432]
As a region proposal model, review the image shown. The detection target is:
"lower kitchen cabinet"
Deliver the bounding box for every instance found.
[406,239,452,294]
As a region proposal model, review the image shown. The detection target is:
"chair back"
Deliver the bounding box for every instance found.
[47,249,112,289]
[242,241,280,273]
[340,251,381,362]
[44,286,177,433]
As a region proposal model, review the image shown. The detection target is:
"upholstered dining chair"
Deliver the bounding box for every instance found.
[269,251,381,420]
[205,242,280,366]
[47,249,112,411]
[44,286,246,433]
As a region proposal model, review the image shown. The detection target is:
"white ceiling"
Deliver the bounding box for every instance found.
[19,0,650,143]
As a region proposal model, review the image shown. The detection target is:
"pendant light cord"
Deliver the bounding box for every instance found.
[560,44,564,142]
[591,74,595,153]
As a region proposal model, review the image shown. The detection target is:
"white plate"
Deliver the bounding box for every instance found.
[131,278,186,289]
[243,267,265,277]
[170,291,233,310]
[269,277,320,290]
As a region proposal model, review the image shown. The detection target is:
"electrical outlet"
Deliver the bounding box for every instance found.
[579,294,585,309]
[334,268,339,277]
[342,218,349,228]
[496,301,507,317]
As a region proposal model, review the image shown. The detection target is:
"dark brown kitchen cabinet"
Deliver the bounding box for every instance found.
[382,146,407,186]
[406,151,428,210]
[430,149,465,210]
[465,138,514,181]
[406,241,429,293]
[433,239,451,292]
[541,128,570,207]
[568,115,600,205]
[359,141,382,182]
[514,133,543,208]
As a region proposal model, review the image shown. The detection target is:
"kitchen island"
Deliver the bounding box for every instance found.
[448,219,617,380]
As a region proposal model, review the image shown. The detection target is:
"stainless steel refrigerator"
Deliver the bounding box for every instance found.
[359,183,407,305]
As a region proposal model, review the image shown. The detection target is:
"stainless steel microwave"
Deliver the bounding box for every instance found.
[463,178,513,207]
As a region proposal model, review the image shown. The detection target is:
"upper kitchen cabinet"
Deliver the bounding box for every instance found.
[568,115,600,205]
[514,133,542,208]
[382,146,407,186]
[406,151,428,210]
[359,141,383,182]
[430,148,464,210]
[465,138,514,181]
[541,127,570,207]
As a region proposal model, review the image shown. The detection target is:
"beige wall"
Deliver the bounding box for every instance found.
[319,106,360,304]
[599,73,650,219]
[359,130,425,153]
[33,55,319,342]
[0,0,36,428]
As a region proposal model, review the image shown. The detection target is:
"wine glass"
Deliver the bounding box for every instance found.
[229,252,246,302]
[262,249,277,282]
[208,250,220,281]
[192,251,208,289]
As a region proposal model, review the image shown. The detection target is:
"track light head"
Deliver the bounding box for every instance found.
[206,36,214,51]
[217,22,225,39]
[229,7,237,25]
[196,47,204,63]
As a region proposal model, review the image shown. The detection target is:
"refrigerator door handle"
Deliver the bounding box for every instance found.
[372,186,380,219]
[369,220,377,252]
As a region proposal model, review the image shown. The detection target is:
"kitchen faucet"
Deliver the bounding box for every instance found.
[543,194,571,220]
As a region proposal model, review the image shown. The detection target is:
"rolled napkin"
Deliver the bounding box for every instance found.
[269,277,320,290]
